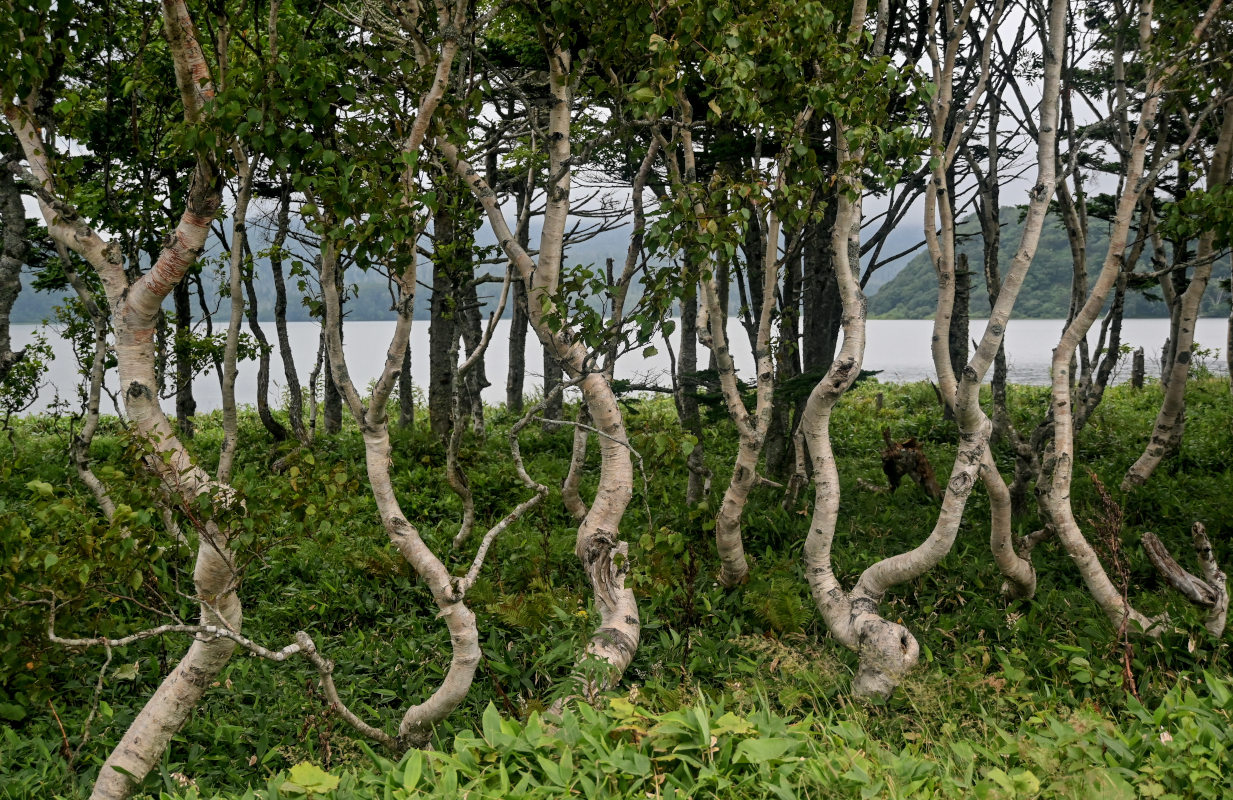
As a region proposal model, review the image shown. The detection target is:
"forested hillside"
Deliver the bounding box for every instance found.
[870,207,1232,318]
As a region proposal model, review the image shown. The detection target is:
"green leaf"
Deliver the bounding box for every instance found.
[0,703,26,722]
[734,737,798,763]
[283,762,339,793]
[399,750,424,790]
[482,702,503,744]
[112,662,139,682]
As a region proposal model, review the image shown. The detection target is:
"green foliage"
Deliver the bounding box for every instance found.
[0,376,1230,799]
[72,671,1233,800]
[0,329,52,423]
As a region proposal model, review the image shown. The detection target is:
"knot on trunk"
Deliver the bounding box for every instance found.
[577,528,627,611]
[853,616,920,699]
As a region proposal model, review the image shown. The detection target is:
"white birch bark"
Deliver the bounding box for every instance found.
[218,152,253,484]
[801,0,1063,696]
[441,45,642,694]
[1122,98,1233,489]
[659,101,790,588]
[307,0,483,744]
[1037,0,1226,633]
[6,3,240,796]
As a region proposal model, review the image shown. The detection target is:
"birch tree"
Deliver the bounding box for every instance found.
[795,0,1064,697]
[1035,0,1229,634]
[441,11,654,693]
[3,1,247,795]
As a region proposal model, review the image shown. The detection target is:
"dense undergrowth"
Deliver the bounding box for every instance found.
[1,378,1230,799]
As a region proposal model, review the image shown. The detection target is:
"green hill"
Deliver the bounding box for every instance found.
[869,207,1231,319]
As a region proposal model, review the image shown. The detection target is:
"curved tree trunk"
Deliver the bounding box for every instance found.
[7,4,249,795]
[1123,99,1233,490]
[243,263,289,442]
[321,230,481,743]
[442,44,643,690]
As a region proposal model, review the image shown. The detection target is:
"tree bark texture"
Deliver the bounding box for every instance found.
[1036,1,1204,633]
[7,3,244,795]
[1123,98,1233,490]
[0,159,26,383]
[441,45,641,691]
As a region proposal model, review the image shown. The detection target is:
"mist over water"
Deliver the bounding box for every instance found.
[12,317,1229,417]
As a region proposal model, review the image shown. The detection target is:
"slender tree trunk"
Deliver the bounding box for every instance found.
[508,279,528,412]
[948,252,970,382]
[459,275,486,431]
[60,253,118,521]
[217,155,252,483]
[765,231,802,480]
[677,282,709,505]
[319,220,480,747]
[269,179,307,444]
[506,186,532,413]
[542,342,563,429]
[1123,98,1233,489]
[8,5,246,793]
[442,44,642,689]
[0,159,26,383]
[1033,0,1211,630]
[399,341,414,428]
[322,254,343,435]
[173,274,195,438]
[429,195,458,440]
[243,263,288,442]
[708,254,730,373]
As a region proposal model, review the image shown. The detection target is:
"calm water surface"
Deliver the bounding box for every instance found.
[12,318,1229,416]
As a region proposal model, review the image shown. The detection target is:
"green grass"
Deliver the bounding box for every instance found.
[1,378,1230,799]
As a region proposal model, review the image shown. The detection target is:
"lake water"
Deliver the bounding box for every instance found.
[10,317,1229,416]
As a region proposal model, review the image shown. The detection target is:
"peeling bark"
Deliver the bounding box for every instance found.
[5,4,246,795]
[441,43,641,689]
[800,0,1052,698]
[1144,524,1228,637]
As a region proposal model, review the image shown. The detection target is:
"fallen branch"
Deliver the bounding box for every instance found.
[1143,523,1228,636]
